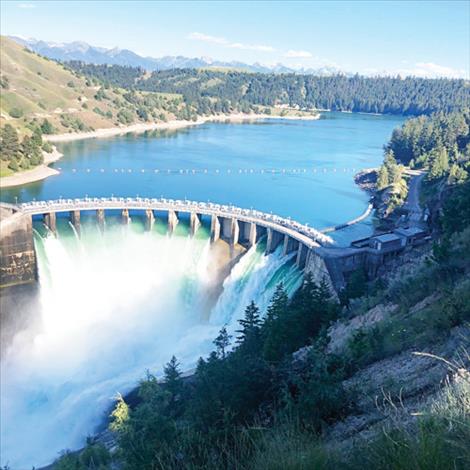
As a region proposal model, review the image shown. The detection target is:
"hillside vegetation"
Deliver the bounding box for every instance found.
[53,205,470,470]
[0,37,308,175]
[0,36,190,135]
[374,109,470,216]
[68,63,470,116]
[0,36,201,174]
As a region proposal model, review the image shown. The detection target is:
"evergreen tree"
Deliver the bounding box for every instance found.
[214,326,231,359]
[31,126,43,147]
[40,118,55,134]
[429,146,450,179]
[383,150,402,184]
[0,124,20,161]
[448,164,468,185]
[164,355,183,402]
[21,135,43,166]
[236,301,262,355]
[109,393,130,433]
[262,284,290,362]
[8,158,19,171]
[377,165,390,190]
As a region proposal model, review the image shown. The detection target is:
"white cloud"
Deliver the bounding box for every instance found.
[187,32,228,45]
[362,62,468,79]
[229,42,275,52]
[412,62,467,79]
[188,32,275,53]
[17,2,36,8]
[284,50,313,59]
[391,62,468,79]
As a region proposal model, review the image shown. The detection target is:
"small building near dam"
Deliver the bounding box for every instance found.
[322,226,430,288]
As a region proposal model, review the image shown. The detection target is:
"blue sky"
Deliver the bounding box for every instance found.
[1,0,469,78]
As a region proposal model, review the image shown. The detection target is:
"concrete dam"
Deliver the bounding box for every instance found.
[1,197,336,467]
[3,196,423,467]
[0,197,334,290]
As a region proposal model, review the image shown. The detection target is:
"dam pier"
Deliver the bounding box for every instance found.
[0,197,334,289]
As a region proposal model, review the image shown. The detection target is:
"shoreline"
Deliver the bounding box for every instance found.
[0,147,63,189]
[44,112,321,143]
[0,112,319,188]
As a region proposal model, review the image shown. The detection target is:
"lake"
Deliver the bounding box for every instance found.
[2,112,404,244]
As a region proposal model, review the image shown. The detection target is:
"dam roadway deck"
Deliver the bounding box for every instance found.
[17,197,333,248]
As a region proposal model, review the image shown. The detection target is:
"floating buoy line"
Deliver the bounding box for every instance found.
[59,167,362,175]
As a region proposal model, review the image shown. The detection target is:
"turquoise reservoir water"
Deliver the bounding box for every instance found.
[2,112,404,244]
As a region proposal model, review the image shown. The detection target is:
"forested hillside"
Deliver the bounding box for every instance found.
[374,109,469,214]
[67,63,470,116]
[0,37,186,175]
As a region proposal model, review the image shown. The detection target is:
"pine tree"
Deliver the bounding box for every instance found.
[262,284,290,362]
[0,124,20,162]
[40,119,55,135]
[8,158,19,171]
[384,150,402,184]
[164,355,182,401]
[429,146,450,179]
[21,135,43,166]
[31,127,43,147]
[214,326,231,359]
[236,301,262,355]
[447,163,468,185]
[377,165,389,190]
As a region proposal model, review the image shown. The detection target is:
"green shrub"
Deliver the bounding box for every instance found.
[8,158,19,171]
[40,119,55,134]
[52,442,111,469]
[8,108,23,118]
[42,141,53,153]
[117,109,134,124]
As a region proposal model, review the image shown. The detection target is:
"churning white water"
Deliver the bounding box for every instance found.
[0,216,302,469]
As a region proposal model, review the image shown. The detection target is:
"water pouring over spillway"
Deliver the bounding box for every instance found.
[0,215,303,469]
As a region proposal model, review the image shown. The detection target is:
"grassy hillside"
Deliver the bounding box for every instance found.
[0,36,187,137]
[0,36,200,175]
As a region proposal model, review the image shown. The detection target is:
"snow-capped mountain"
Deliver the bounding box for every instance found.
[9,36,342,75]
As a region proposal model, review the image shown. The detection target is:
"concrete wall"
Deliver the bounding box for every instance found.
[0,204,340,294]
[304,249,334,289]
[0,209,37,288]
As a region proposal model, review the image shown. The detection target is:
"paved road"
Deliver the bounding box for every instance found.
[403,170,426,225]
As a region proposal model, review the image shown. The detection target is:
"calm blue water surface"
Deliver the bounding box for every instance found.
[2,112,404,244]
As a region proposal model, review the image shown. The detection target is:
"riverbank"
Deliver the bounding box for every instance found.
[44,112,320,143]
[0,147,63,188]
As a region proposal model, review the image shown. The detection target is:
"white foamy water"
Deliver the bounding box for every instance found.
[0,217,301,469]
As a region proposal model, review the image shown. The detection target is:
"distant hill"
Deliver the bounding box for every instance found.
[0,36,192,135]
[68,63,470,117]
[8,36,340,75]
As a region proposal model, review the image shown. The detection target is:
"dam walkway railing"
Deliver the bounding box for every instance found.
[16,197,333,248]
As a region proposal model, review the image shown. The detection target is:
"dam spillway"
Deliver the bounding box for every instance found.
[1,197,334,290]
[0,202,318,468]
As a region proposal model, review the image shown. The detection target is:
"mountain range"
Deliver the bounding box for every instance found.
[9,36,341,75]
